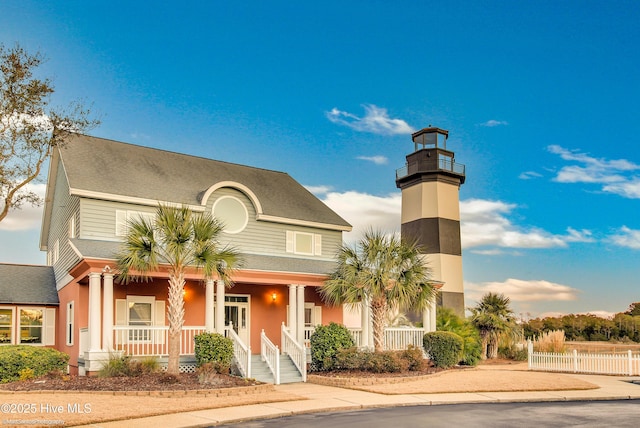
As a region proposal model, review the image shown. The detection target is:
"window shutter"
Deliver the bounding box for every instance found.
[314,234,322,256]
[314,306,322,327]
[286,231,294,253]
[115,299,127,325]
[154,300,165,344]
[115,210,127,237]
[44,308,56,346]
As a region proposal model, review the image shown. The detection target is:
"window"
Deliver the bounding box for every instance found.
[128,300,153,341]
[0,308,13,344]
[286,231,322,256]
[115,296,164,343]
[66,302,74,346]
[115,210,156,237]
[19,308,43,344]
[304,303,322,328]
[213,196,248,234]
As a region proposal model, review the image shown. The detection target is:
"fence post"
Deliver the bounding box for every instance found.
[629,350,633,377]
[527,340,533,368]
[573,349,578,373]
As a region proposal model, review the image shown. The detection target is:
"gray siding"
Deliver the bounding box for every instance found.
[47,162,81,283]
[76,187,342,262]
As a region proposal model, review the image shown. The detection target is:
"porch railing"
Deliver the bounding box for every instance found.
[281,323,306,382]
[225,323,251,378]
[384,327,425,350]
[112,326,206,357]
[261,329,280,385]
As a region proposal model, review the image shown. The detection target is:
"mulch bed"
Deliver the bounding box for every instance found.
[0,372,261,392]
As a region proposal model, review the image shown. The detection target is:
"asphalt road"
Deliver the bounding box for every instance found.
[218,400,640,428]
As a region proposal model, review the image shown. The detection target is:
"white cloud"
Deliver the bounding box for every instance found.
[326,104,415,135]
[465,278,579,303]
[518,171,543,180]
[319,190,401,243]
[0,183,46,231]
[356,155,388,165]
[480,120,508,127]
[304,185,333,196]
[460,199,594,250]
[548,145,640,198]
[609,226,640,249]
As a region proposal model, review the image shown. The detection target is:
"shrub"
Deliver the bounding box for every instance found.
[194,332,234,373]
[98,355,160,377]
[423,331,464,368]
[534,330,566,353]
[437,307,482,366]
[0,346,69,383]
[309,322,354,371]
[402,345,427,371]
[334,346,425,373]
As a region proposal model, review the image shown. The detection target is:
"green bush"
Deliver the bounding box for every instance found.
[309,322,355,371]
[194,332,234,373]
[437,307,482,366]
[334,346,425,373]
[401,345,427,371]
[98,355,160,377]
[423,331,464,368]
[0,346,69,383]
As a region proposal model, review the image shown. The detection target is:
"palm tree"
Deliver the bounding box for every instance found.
[469,293,516,359]
[320,230,436,352]
[116,204,240,374]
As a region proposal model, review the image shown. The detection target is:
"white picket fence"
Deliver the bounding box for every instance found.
[527,341,640,376]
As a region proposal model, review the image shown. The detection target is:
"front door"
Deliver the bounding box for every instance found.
[223,295,250,346]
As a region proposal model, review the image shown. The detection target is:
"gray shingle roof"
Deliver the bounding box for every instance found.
[0,264,59,305]
[60,134,351,229]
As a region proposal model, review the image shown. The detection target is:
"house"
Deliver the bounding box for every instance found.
[0,264,58,346]
[36,133,352,375]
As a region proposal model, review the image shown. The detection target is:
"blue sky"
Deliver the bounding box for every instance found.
[2,1,639,318]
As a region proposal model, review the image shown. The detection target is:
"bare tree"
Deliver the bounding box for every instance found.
[0,43,99,223]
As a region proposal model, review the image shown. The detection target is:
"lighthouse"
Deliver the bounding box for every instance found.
[395,127,466,316]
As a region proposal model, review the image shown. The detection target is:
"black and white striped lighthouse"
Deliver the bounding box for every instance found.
[395,127,466,316]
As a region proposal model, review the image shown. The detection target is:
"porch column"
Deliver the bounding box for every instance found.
[205,279,215,333]
[88,272,102,352]
[288,284,297,339]
[296,285,305,344]
[422,308,431,332]
[102,267,114,351]
[215,280,225,334]
[361,297,370,348]
[430,298,437,333]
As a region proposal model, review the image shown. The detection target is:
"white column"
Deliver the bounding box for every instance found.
[361,297,369,348]
[102,267,114,351]
[288,284,297,339]
[422,308,431,332]
[205,279,215,333]
[430,299,437,333]
[296,285,305,344]
[215,280,225,334]
[88,272,102,352]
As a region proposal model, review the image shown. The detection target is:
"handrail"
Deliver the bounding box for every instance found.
[113,325,206,356]
[260,329,280,385]
[281,323,306,382]
[225,323,251,379]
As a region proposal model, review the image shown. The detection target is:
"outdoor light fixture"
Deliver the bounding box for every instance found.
[271,292,277,302]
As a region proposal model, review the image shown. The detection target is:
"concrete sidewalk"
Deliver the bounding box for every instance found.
[81,373,640,427]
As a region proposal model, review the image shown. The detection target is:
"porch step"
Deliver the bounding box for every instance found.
[250,354,304,384]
